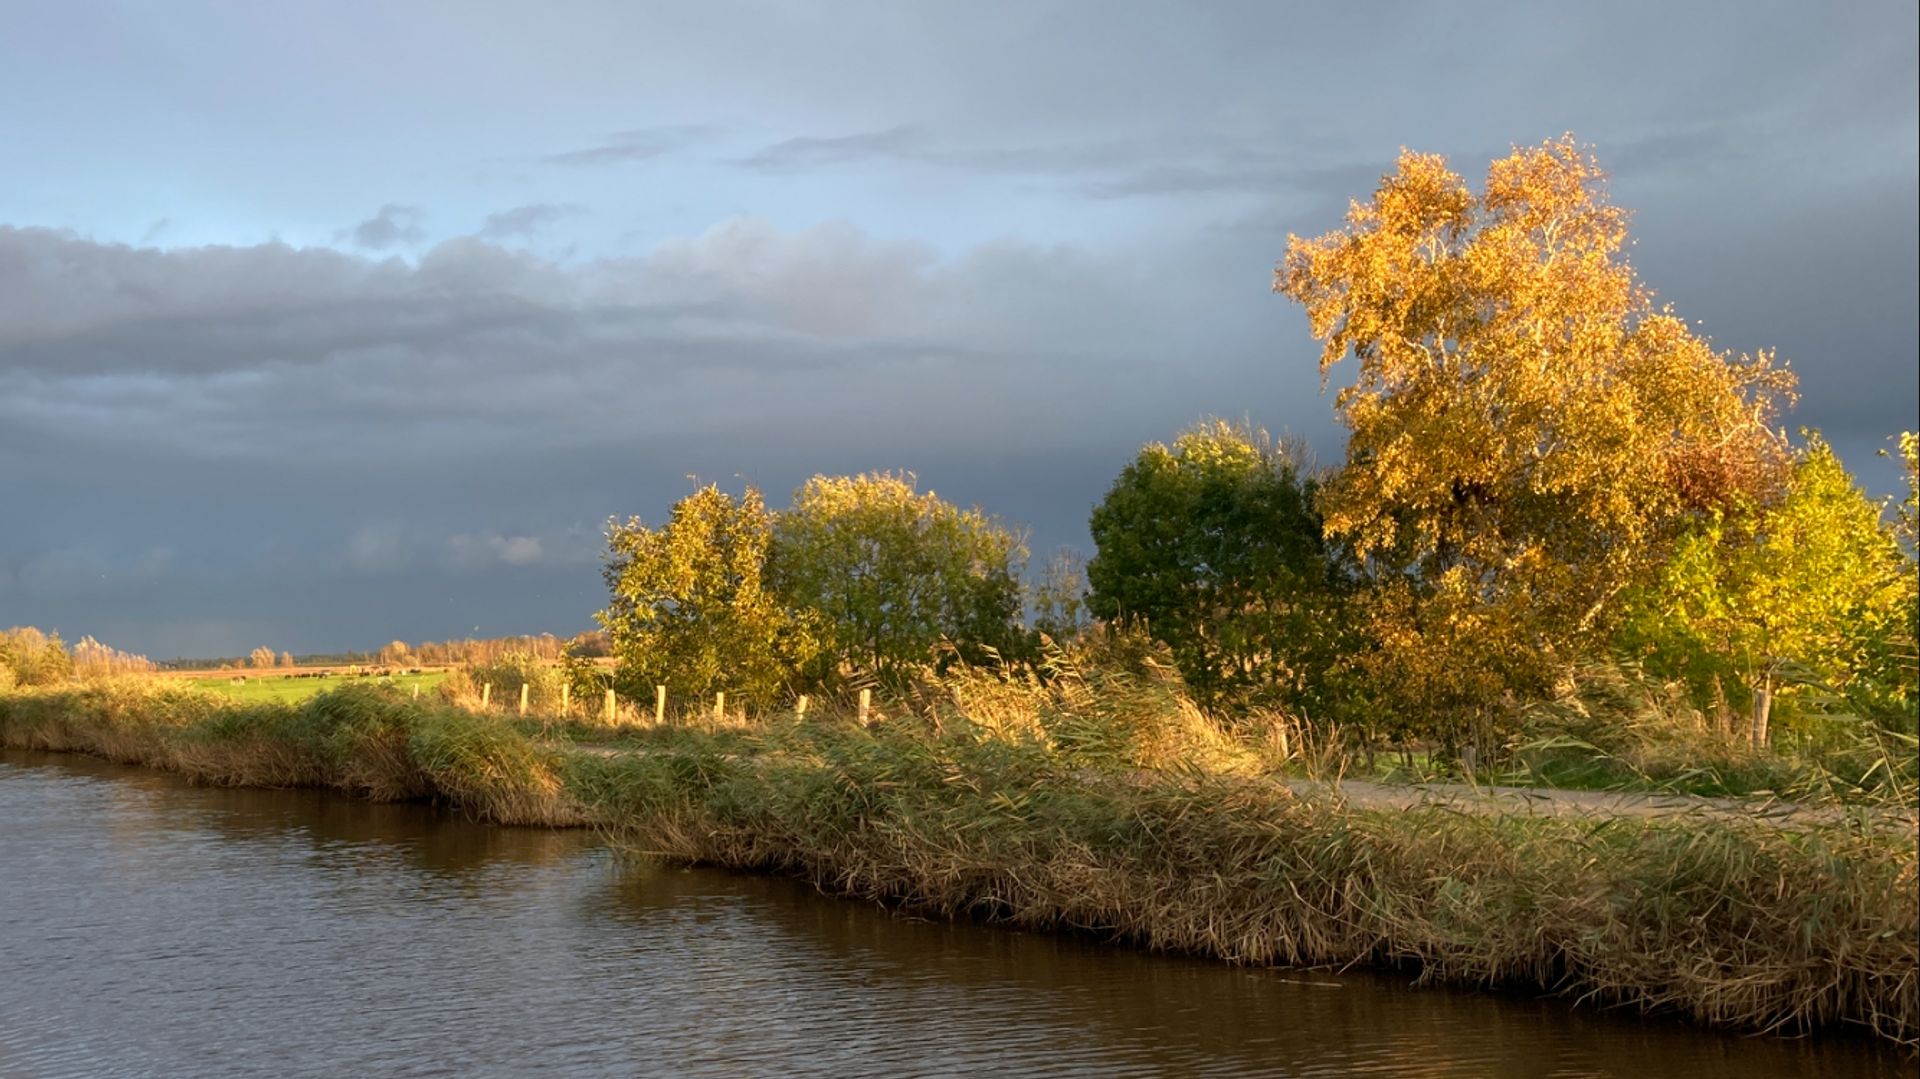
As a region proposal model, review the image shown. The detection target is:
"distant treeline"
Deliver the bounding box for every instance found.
[153,631,611,673]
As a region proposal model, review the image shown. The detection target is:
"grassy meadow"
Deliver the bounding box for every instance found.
[178,669,449,705]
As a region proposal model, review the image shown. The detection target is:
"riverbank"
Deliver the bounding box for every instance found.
[2,679,1914,1048]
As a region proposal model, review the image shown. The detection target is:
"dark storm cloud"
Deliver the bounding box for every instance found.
[0,214,1296,654]
[538,125,711,167]
[0,219,1260,482]
[477,203,585,239]
[346,204,426,249]
[3,0,1911,658]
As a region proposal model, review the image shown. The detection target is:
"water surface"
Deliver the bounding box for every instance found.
[0,749,1902,1077]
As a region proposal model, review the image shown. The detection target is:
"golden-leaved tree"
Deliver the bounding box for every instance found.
[1274,136,1795,747]
[599,484,821,709]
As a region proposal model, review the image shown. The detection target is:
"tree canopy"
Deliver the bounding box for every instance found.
[1620,434,1919,742]
[598,484,820,707]
[1274,136,1797,743]
[767,471,1026,685]
[1086,420,1348,712]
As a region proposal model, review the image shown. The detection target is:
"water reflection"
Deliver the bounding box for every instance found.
[16,747,591,878]
[591,865,1883,1078]
[1,749,1902,1078]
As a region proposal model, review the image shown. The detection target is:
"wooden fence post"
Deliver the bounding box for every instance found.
[481,683,491,709]
[519,683,529,717]
[560,683,570,717]
[858,688,871,723]
[713,691,726,723]
[605,688,616,724]
[795,695,809,720]
[412,683,420,700]
[655,685,667,726]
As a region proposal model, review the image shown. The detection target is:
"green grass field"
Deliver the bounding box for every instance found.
[188,670,448,704]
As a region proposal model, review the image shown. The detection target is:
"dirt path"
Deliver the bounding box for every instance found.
[1287,776,1918,830]
[557,740,1916,831]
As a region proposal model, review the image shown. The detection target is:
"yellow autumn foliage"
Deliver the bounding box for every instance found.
[1275,137,1797,743]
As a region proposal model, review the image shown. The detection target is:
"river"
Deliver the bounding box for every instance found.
[0,748,1902,1077]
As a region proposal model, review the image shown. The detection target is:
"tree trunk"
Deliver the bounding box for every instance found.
[1749,677,1774,750]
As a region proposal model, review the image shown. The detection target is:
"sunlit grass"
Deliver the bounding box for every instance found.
[3,675,1913,1046]
[179,670,447,705]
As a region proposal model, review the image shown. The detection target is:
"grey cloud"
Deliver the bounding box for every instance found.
[0,219,1215,481]
[539,125,710,167]
[447,533,544,570]
[737,126,925,170]
[1080,161,1339,201]
[347,203,426,249]
[6,0,1907,659]
[345,524,411,574]
[477,203,585,239]
[344,523,584,575]
[9,152,1915,657]
[734,121,1780,204]
[5,181,1909,492]
[737,125,1383,202]
[9,544,176,599]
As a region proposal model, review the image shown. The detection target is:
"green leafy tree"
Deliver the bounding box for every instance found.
[1273,137,1795,746]
[767,472,1026,686]
[1620,434,1918,744]
[598,484,819,709]
[1086,420,1350,713]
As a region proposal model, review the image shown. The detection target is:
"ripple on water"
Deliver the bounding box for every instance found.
[0,749,1904,1078]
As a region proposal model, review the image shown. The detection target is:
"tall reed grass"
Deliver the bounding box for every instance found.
[1506,660,1920,805]
[573,714,1917,1046]
[0,679,585,825]
[4,676,1913,1045]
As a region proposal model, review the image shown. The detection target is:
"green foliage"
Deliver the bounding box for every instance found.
[1086,419,1350,713]
[767,471,1026,686]
[1504,659,1917,803]
[1619,434,1918,740]
[598,484,820,709]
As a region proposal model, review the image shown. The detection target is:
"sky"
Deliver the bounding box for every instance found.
[2,1,1915,659]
